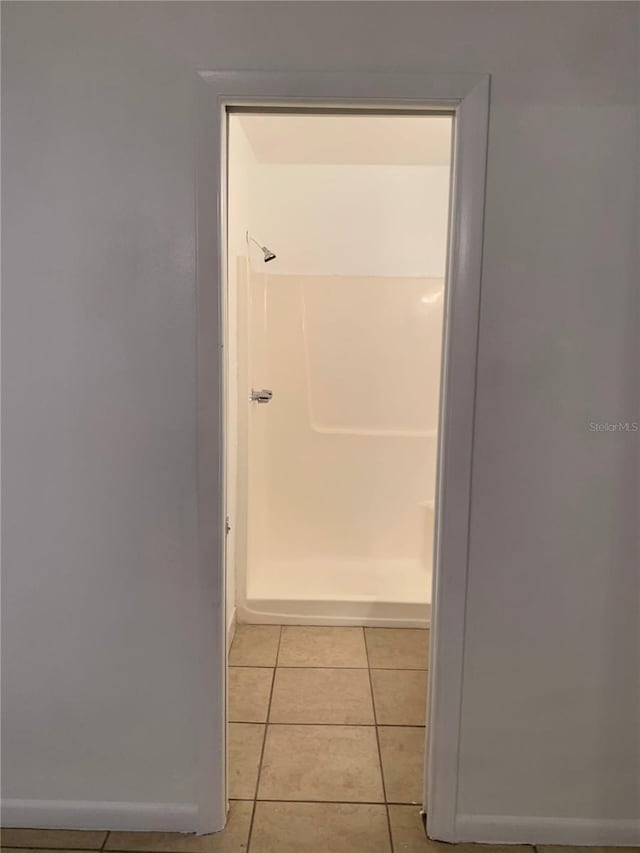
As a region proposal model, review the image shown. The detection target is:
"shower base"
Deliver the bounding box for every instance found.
[240,558,431,629]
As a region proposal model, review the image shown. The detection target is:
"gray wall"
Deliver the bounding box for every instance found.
[2,0,639,832]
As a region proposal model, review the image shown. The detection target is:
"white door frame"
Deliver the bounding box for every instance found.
[194,70,490,839]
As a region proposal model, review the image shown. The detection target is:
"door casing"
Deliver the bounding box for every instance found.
[194,69,490,839]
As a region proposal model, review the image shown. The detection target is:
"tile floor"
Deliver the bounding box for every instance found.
[2,625,633,853]
[227,624,431,850]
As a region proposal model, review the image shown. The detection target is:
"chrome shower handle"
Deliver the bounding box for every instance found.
[250,388,273,404]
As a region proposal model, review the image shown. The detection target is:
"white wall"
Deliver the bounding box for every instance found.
[250,164,450,277]
[2,1,639,839]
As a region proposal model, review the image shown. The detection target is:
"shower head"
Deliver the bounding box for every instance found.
[247,233,277,263]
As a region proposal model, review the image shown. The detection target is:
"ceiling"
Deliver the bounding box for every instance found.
[237,113,452,166]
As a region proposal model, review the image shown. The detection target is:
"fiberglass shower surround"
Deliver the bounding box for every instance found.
[228,111,452,628]
[236,264,444,628]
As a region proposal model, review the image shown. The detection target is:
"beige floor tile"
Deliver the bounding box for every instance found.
[228,625,280,667]
[269,667,374,724]
[539,849,640,853]
[371,669,427,725]
[228,722,264,799]
[258,724,384,802]
[0,830,107,850]
[365,628,429,669]
[424,844,533,853]
[378,726,425,803]
[422,836,532,853]
[250,801,391,853]
[105,801,252,852]
[388,805,428,852]
[277,626,368,668]
[228,666,273,722]
[388,808,535,853]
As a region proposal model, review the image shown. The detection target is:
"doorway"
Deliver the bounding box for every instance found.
[228,112,452,633]
[194,70,489,840]
[225,109,449,848]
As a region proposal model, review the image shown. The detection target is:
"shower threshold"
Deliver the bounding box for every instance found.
[241,558,431,628]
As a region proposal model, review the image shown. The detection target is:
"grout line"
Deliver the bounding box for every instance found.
[363,627,395,853]
[232,798,408,805]
[274,625,284,668]
[229,664,428,671]
[100,831,110,852]
[230,719,425,728]
[251,798,409,805]
[244,625,282,853]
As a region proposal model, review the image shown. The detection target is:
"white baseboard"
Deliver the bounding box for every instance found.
[227,606,237,652]
[1,799,198,833]
[454,814,640,845]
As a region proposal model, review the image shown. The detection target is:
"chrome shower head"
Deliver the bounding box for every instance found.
[247,233,277,263]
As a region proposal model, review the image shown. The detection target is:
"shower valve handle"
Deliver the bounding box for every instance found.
[250,388,273,404]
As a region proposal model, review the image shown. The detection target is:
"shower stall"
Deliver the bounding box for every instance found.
[228,112,451,629]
